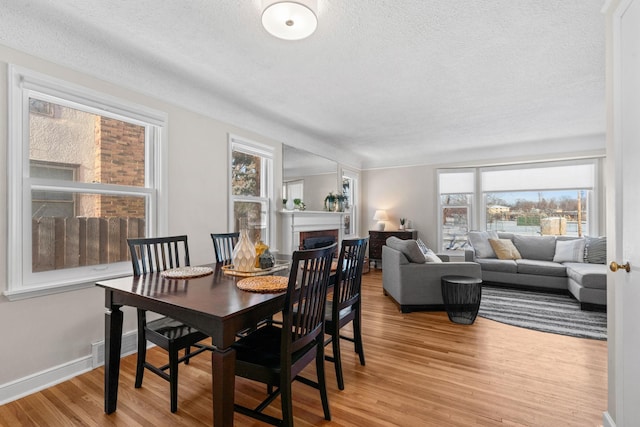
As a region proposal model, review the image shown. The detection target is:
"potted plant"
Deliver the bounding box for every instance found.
[399,217,406,230]
[293,198,306,211]
[336,194,348,212]
[324,192,337,211]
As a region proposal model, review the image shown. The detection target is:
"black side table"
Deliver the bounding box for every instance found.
[441,275,483,325]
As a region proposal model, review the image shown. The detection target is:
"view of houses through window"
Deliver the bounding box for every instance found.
[28,99,148,273]
[230,137,272,244]
[7,65,165,296]
[485,190,589,236]
[438,160,600,252]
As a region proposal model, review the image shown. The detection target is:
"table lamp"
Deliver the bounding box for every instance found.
[373,209,388,231]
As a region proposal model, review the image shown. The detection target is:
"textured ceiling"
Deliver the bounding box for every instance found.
[0,0,605,169]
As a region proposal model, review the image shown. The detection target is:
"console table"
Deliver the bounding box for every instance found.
[369,229,417,268]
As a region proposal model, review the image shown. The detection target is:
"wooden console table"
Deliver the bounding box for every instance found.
[369,229,417,268]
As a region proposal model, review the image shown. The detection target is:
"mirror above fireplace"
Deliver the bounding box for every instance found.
[282,145,338,211]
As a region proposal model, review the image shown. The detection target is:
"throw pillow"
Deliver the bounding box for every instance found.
[415,238,443,263]
[584,236,607,264]
[416,238,430,255]
[423,249,443,263]
[468,231,499,258]
[488,238,522,260]
[513,234,557,261]
[385,236,426,264]
[553,239,586,263]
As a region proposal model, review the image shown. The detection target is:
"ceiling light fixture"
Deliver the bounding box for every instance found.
[262,0,318,41]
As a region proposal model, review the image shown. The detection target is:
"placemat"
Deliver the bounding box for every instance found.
[222,263,289,277]
[237,276,289,293]
[160,266,214,279]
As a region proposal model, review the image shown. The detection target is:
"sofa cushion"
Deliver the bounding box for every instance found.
[516,259,567,277]
[513,235,557,261]
[565,262,607,290]
[553,238,586,263]
[386,237,425,264]
[468,231,499,258]
[489,238,522,260]
[585,236,607,264]
[475,258,518,273]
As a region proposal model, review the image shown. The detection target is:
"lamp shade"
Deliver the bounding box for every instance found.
[262,0,318,40]
[373,209,388,231]
[372,210,388,221]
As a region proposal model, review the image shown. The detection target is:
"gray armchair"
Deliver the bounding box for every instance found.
[382,245,482,313]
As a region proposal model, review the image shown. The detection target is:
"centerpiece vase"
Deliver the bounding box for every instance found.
[232,218,256,272]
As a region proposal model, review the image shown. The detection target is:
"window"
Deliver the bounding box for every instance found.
[438,170,475,252]
[437,160,602,252]
[283,179,304,204]
[481,162,597,237]
[341,168,359,237]
[229,135,273,244]
[7,65,167,300]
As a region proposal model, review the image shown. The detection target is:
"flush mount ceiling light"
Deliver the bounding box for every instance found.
[262,0,318,40]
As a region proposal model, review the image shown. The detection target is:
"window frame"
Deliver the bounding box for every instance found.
[341,167,360,237]
[6,65,168,301]
[436,159,603,252]
[228,134,274,245]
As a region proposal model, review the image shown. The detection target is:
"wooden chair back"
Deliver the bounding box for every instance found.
[333,237,369,314]
[127,235,190,276]
[210,232,239,264]
[284,243,337,354]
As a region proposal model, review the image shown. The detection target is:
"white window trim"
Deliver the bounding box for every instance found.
[340,167,360,237]
[437,158,603,251]
[228,134,274,245]
[5,65,168,301]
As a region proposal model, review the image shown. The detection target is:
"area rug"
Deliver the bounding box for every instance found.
[478,285,607,340]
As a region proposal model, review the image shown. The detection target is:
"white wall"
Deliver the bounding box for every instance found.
[361,165,439,248]
[0,44,282,396]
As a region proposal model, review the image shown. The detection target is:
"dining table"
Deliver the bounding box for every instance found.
[96,263,288,427]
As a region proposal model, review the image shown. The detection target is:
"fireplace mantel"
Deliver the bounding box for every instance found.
[279,210,347,257]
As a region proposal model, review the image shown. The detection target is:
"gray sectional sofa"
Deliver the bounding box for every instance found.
[465,231,607,310]
[382,237,482,313]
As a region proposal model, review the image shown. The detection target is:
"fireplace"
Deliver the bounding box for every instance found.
[279,210,347,257]
[300,229,339,250]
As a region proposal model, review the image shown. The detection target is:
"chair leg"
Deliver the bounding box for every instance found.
[135,309,147,388]
[281,374,294,427]
[169,345,179,413]
[332,328,345,390]
[316,341,331,420]
[184,345,191,365]
[354,309,366,366]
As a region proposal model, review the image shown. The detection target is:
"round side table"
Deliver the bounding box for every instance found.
[441,275,483,325]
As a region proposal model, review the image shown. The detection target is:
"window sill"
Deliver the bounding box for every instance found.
[3,273,130,301]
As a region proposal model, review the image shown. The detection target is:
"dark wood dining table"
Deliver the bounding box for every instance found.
[96,263,287,427]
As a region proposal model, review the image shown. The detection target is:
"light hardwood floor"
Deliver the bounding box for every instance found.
[0,270,607,426]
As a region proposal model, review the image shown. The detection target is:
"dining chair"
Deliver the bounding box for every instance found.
[324,237,369,390]
[210,232,239,264]
[231,243,336,427]
[127,235,211,413]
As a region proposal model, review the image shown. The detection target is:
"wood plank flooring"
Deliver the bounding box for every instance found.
[0,270,607,426]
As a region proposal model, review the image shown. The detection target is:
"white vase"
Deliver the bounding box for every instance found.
[285,199,294,210]
[232,219,256,272]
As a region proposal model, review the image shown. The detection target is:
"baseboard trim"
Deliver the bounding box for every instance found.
[0,330,139,405]
[91,330,139,367]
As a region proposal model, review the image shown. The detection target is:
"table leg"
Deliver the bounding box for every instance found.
[104,304,123,414]
[212,347,236,427]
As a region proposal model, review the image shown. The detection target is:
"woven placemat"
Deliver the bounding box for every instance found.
[237,276,289,293]
[160,266,214,279]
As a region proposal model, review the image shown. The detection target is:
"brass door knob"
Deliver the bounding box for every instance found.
[610,261,631,272]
